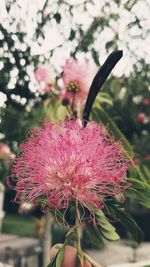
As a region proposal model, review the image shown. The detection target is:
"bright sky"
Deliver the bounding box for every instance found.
[0,0,150,106]
[0,0,150,68]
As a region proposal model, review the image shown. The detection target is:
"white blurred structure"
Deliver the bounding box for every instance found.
[0,234,42,267]
[0,263,12,267]
[0,182,5,232]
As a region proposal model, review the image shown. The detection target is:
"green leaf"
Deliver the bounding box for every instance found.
[47,262,54,267]
[93,92,113,107]
[125,178,150,208]
[47,246,65,267]
[100,227,119,241]
[98,96,113,106]
[129,165,147,182]
[96,210,120,241]
[47,255,57,267]
[56,246,65,267]
[97,107,133,157]
[139,164,150,183]
[128,178,150,190]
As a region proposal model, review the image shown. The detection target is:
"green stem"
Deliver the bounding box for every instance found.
[84,252,103,267]
[75,215,82,254]
[75,213,84,267]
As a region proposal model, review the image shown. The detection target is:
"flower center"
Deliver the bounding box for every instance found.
[67,81,80,93]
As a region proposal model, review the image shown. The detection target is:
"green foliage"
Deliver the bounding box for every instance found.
[95,210,120,241]
[104,203,144,243]
[3,214,36,237]
[85,204,144,245]
[85,224,105,248]
[84,209,119,248]
[0,159,10,183]
[125,179,150,209]
[91,105,133,157]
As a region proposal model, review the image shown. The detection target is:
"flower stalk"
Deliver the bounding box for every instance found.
[75,215,81,253]
[75,214,83,266]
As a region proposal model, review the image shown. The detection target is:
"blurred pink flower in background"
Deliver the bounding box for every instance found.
[59,59,97,113]
[35,65,56,94]
[133,156,141,165]
[0,143,15,162]
[42,85,53,94]
[144,155,150,160]
[10,120,130,217]
[0,144,11,158]
[137,113,145,123]
[35,65,55,84]
[142,98,150,106]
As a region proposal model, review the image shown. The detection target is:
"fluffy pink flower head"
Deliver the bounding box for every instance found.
[60,59,97,112]
[10,120,130,217]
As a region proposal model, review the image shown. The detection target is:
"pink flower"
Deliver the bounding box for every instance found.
[0,143,15,163]
[133,157,141,165]
[35,65,56,94]
[0,144,11,158]
[9,120,130,217]
[35,65,55,84]
[142,98,150,106]
[144,155,150,160]
[137,113,145,123]
[59,59,97,113]
[43,85,52,94]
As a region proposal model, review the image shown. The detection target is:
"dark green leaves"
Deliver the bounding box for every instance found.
[125,178,150,209]
[85,224,105,248]
[91,106,149,184]
[85,210,119,248]
[86,204,144,244]
[105,203,144,243]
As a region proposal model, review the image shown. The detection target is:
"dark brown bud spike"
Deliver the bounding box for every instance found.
[83,50,123,127]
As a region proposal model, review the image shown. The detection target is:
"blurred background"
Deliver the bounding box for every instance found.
[0,0,150,266]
